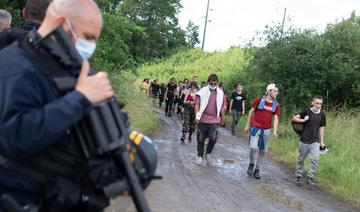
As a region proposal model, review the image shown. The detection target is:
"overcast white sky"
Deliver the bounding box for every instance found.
[178,0,360,51]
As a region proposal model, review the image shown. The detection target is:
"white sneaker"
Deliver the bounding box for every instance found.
[205,154,212,166]
[196,157,203,165]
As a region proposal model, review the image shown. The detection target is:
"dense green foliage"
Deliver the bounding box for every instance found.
[119,0,187,59]
[1,0,200,69]
[0,0,25,25]
[248,11,360,110]
[110,71,159,135]
[95,0,199,68]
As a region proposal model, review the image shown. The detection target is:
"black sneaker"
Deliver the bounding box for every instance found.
[180,135,185,143]
[306,177,316,189]
[295,176,302,186]
[231,128,235,135]
[247,164,254,176]
[253,169,261,179]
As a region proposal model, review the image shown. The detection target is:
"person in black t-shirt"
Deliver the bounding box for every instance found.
[150,79,160,106]
[150,79,160,97]
[164,77,177,116]
[292,95,326,188]
[229,83,246,135]
[158,83,166,108]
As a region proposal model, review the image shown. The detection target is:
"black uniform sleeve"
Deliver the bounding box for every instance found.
[0,67,91,158]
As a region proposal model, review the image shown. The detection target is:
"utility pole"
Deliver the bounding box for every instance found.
[281,7,287,36]
[201,0,210,51]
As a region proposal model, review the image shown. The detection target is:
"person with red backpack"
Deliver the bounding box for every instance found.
[244,84,280,179]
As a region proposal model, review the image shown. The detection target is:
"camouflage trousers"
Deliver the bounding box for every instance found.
[182,104,196,133]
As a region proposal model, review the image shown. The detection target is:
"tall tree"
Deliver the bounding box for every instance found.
[96,0,123,13]
[119,0,187,58]
[185,21,200,47]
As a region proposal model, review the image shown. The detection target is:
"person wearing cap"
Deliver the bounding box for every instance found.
[292,95,326,188]
[244,83,280,179]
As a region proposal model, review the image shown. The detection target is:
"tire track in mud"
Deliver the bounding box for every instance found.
[108,108,359,212]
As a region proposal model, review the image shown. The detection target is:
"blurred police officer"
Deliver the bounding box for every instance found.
[0,0,52,49]
[0,9,12,32]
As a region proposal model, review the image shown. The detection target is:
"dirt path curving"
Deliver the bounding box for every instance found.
[107,108,359,212]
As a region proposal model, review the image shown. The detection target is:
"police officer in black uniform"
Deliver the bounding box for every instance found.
[0,0,113,209]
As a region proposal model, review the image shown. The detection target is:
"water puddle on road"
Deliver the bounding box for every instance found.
[258,185,304,211]
[217,158,236,165]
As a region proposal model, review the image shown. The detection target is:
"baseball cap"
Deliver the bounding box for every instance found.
[266,83,278,94]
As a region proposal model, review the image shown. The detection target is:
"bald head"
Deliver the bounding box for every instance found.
[38,0,102,41]
[49,0,102,25]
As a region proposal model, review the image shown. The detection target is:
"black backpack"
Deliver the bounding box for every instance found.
[291,120,304,136]
[291,108,309,136]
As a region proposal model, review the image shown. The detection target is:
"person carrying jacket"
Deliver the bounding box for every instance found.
[243,84,280,179]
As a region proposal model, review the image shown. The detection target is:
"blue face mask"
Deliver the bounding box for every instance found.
[66,20,96,60]
[74,38,96,60]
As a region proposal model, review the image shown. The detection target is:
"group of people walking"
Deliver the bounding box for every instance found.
[142,74,327,188]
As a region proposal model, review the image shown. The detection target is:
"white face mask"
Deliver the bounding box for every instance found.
[67,20,96,60]
[311,107,321,113]
[74,38,96,60]
[209,85,217,90]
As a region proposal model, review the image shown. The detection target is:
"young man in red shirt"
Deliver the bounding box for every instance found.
[244,84,280,179]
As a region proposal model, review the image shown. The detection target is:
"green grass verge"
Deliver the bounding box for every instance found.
[111,71,160,136]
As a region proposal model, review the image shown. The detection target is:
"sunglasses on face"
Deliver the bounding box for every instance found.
[209,82,217,86]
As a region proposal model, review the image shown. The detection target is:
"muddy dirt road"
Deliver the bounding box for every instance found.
[107,108,358,212]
